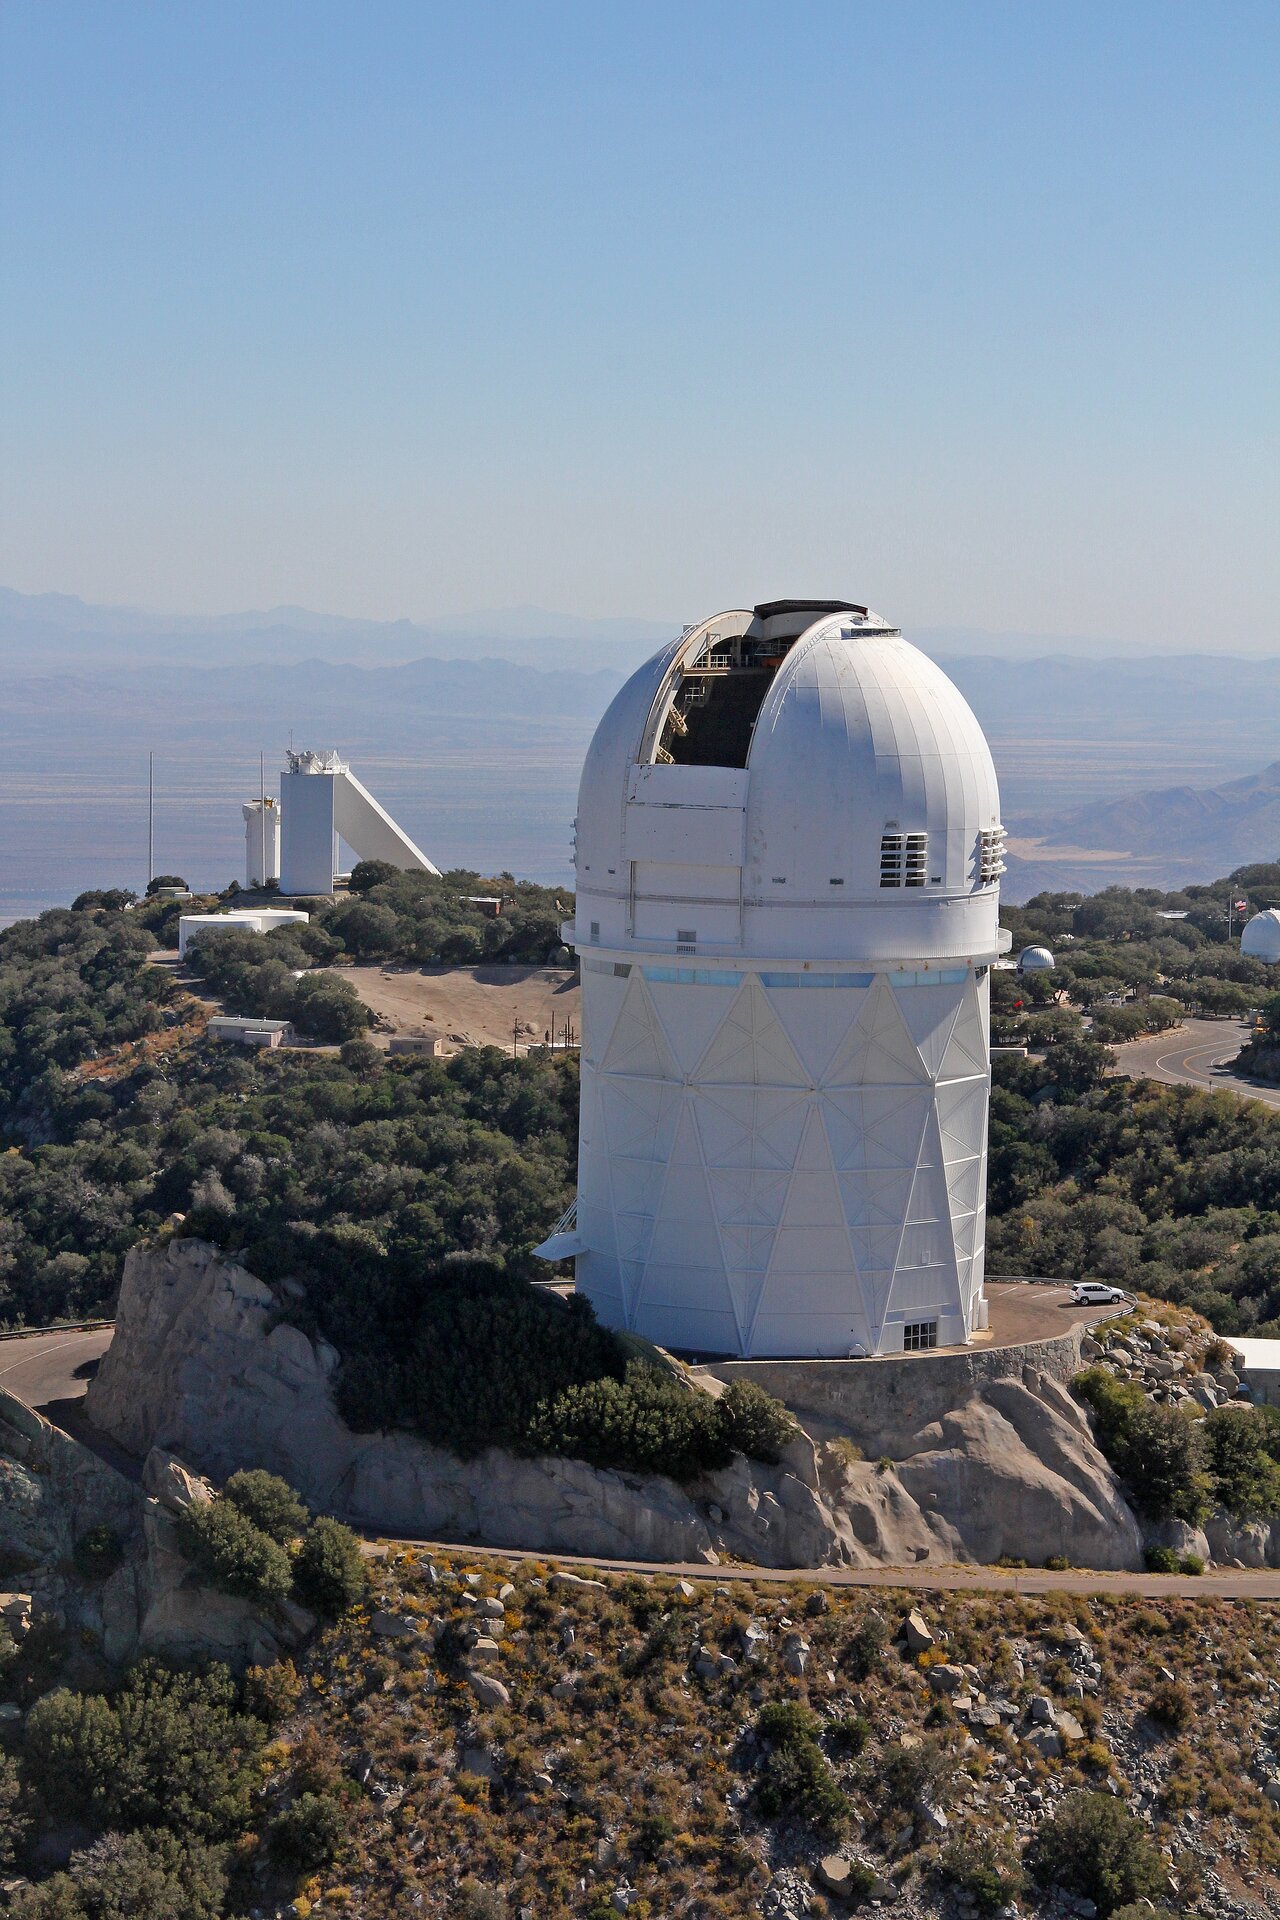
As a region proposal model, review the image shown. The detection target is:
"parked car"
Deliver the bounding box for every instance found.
[1071,1282,1128,1306]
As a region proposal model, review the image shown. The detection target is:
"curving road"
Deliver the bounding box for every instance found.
[0,1326,114,1412]
[1111,1017,1280,1111]
[8,1324,1280,1601]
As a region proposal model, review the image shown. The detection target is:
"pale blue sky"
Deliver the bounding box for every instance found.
[2,2,1276,646]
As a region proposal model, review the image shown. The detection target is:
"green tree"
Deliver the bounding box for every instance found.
[10,1830,227,1920]
[292,1516,367,1618]
[176,1499,293,1603]
[222,1468,310,1543]
[24,1662,265,1841]
[1025,1792,1167,1915]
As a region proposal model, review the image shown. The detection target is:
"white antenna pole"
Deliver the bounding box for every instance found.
[147,752,154,888]
[260,749,266,889]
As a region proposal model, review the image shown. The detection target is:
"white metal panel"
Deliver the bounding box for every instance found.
[280,771,337,896]
[623,804,745,867]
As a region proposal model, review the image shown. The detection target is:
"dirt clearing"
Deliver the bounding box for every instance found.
[328,961,581,1053]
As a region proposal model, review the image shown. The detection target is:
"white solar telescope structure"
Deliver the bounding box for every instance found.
[565,601,1007,1358]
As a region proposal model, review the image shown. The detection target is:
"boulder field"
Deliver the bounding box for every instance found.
[86,1238,1149,1571]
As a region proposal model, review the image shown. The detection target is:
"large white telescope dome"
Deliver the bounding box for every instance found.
[561,601,1007,1359]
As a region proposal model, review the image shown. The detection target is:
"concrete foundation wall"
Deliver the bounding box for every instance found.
[705,1324,1087,1451]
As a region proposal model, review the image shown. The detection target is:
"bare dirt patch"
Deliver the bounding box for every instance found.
[329,961,581,1052]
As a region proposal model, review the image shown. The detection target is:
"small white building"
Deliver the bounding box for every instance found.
[388,1034,448,1057]
[178,908,310,958]
[206,1015,295,1049]
[1228,1338,1280,1408]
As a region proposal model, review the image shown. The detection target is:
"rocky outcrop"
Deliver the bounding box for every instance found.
[87,1239,1148,1570]
[0,1383,307,1670]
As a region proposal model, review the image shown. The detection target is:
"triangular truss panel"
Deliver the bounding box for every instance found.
[765,982,870,1084]
[646,977,741,1075]
[895,978,968,1078]
[938,976,990,1080]
[826,976,931,1088]
[601,972,679,1080]
[694,978,808,1088]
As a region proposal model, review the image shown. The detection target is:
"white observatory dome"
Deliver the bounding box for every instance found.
[1018,945,1055,972]
[559,601,1007,1360]
[1242,910,1280,964]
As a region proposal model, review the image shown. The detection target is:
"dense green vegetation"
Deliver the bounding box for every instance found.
[1073,1368,1280,1526]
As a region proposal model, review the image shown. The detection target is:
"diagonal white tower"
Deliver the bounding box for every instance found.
[558,600,1008,1358]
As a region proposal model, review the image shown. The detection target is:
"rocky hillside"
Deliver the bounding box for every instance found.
[230,1546,1280,1920]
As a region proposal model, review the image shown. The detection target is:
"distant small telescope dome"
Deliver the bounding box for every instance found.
[1242,910,1280,964]
[1017,945,1055,972]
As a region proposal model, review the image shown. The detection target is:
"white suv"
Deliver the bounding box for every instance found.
[1071,1282,1128,1306]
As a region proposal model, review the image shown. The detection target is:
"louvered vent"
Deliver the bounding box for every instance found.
[879,832,928,888]
[977,826,1007,885]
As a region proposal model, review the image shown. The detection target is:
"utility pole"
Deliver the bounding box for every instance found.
[512,1013,520,1059]
[147,752,154,889]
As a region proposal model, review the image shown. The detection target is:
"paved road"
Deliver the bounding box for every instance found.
[0,1326,114,1412]
[1113,1017,1280,1111]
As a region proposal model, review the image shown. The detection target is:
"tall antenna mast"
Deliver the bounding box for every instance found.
[147,752,154,888]
[260,749,267,891]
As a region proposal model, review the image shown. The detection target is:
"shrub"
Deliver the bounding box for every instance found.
[222,1468,310,1544]
[843,1611,889,1678]
[72,1525,124,1581]
[1179,1550,1205,1574]
[716,1380,796,1462]
[23,1661,264,1841]
[827,1712,871,1756]
[754,1700,820,1746]
[1143,1546,1179,1574]
[938,1829,1025,1915]
[632,1811,675,1861]
[753,1736,847,1831]
[1025,1791,1167,1915]
[529,1360,734,1481]
[269,1788,346,1867]
[878,1737,955,1815]
[752,1698,847,1831]
[292,1516,367,1618]
[9,1828,228,1920]
[0,1754,27,1870]
[243,1657,303,1725]
[1147,1677,1194,1731]
[1202,1404,1280,1519]
[176,1499,293,1604]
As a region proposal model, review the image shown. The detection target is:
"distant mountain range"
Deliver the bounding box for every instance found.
[3,584,1278,910]
[1032,760,1280,868]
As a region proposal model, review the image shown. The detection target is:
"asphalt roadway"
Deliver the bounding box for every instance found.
[1112,1016,1280,1111]
[10,1321,1280,1602]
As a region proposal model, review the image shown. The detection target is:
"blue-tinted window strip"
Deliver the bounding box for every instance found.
[611,963,972,989]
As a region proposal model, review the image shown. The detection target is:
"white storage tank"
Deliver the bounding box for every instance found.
[562,601,1006,1359]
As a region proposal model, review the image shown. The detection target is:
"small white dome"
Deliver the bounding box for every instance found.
[1018,945,1055,971]
[1242,910,1280,964]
